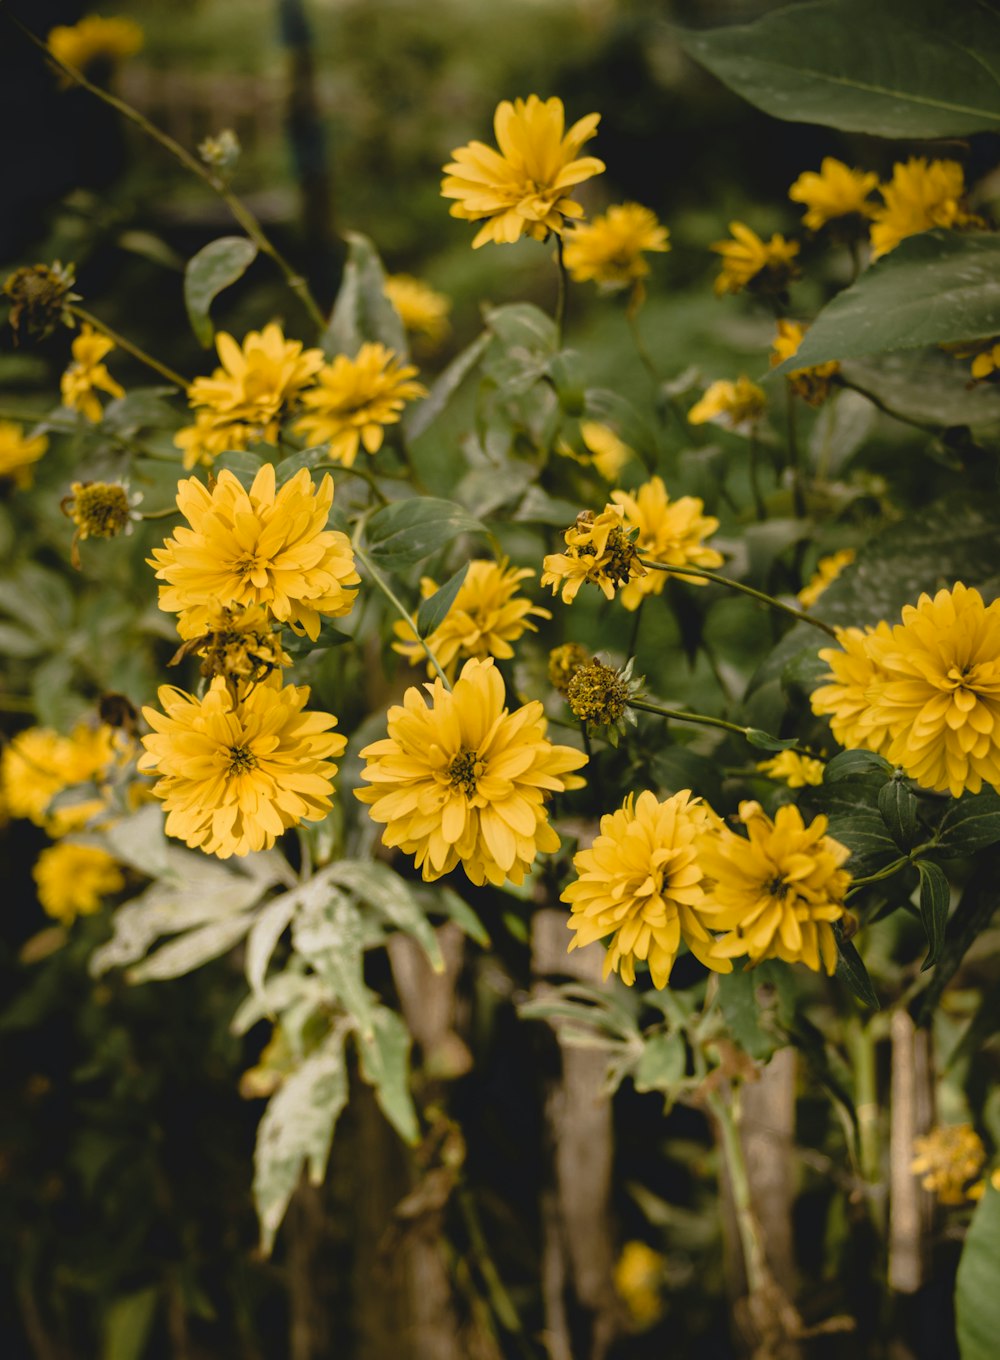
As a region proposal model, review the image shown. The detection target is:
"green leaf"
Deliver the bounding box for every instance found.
[101,1286,158,1360]
[827,806,900,878]
[355,1005,420,1144]
[0,622,44,657]
[274,445,328,485]
[281,618,354,656]
[937,792,1000,856]
[834,925,880,1009]
[649,746,723,806]
[548,349,586,415]
[716,966,781,1061]
[102,804,172,880]
[429,885,490,947]
[840,350,1000,434]
[677,0,1000,139]
[917,860,951,971]
[744,728,799,753]
[183,236,257,347]
[322,231,408,360]
[512,485,583,526]
[823,750,892,786]
[774,233,1000,374]
[245,891,300,1004]
[878,777,919,850]
[404,330,492,442]
[325,860,445,972]
[807,389,876,476]
[364,497,486,571]
[292,887,375,1038]
[213,449,265,488]
[632,1032,686,1095]
[253,1027,348,1256]
[416,563,469,639]
[957,1186,1000,1360]
[917,850,1000,1024]
[485,302,558,355]
[126,913,257,983]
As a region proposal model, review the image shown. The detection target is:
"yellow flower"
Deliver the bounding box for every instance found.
[1,723,118,835]
[911,1124,987,1205]
[610,475,723,611]
[556,420,633,481]
[969,342,1000,382]
[810,623,895,756]
[788,158,879,231]
[541,504,646,604]
[870,158,977,260]
[614,1241,665,1328]
[393,559,551,677]
[770,319,840,404]
[687,376,766,430]
[384,275,451,344]
[174,602,292,684]
[47,15,143,77]
[149,463,359,641]
[174,412,254,471]
[756,750,825,788]
[0,420,48,489]
[562,202,669,290]
[699,801,851,975]
[186,324,324,444]
[797,548,856,608]
[356,657,587,887]
[60,324,124,422]
[862,583,1000,797]
[294,342,426,467]
[441,95,604,249]
[138,677,346,859]
[564,789,733,987]
[711,221,800,297]
[33,843,125,925]
[548,642,591,694]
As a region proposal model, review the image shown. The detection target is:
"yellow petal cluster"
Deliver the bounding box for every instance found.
[60,324,124,422]
[174,414,254,472]
[47,16,143,76]
[541,504,646,604]
[810,623,895,755]
[393,559,551,677]
[0,420,48,489]
[356,657,587,887]
[556,420,632,481]
[384,275,451,343]
[33,842,125,925]
[698,801,850,975]
[711,221,799,297]
[441,95,604,249]
[139,677,346,859]
[562,202,669,290]
[911,1124,987,1205]
[294,342,426,467]
[614,1241,665,1328]
[788,158,878,231]
[797,548,856,608]
[1,722,119,835]
[870,158,977,261]
[687,376,766,430]
[770,320,840,405]
[149,463,359,640]
[610,475,723,611]
[756,750,825,788]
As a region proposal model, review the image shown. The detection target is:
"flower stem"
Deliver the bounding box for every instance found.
[705,1087,769,1296]
[845,857,909,897]
[629,696,821,760]
[553,234,568,343]
[68,304,189,390]
[626,307,660,386]
[352,540,451,688]
[747,429,766,521]
[8,13,326,332]
[785,382,806,518]
[638,558,839,639]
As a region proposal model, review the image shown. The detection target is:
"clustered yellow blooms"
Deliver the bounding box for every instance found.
[295,342,426,467]
[756,750,825,788]
[173,602,291,684]
[812,583,1000,798]
[687,376,766,430]
[788,158,879,231]
[711,221,800,296]
[870,157,977,260]
[442,95,604,248]
[797,548,856,608]
[33,843,125,925]
[357,658,587,887]
[555,420,632,482]
[0,722,121,836]
[0,420,48,489]
[771,319,840,405]
[47,15,143,77]
[393,559,551,678]
[60,324,124,422]
[610,475,723,611]
[540,504,646,603]
[384,275,451,344]
[564,792,850,986]
[911,1124,991,1205]
[562,202,669,298]
[613,1241,665,1328]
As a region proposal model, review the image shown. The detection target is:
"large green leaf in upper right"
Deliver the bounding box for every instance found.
[677,0,1000,139]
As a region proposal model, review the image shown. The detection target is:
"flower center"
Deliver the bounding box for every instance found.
[766,873,791,901]
[227,743,258,776]
[235,555,262,582]
[70,481,131,538]
[448,748,483,796]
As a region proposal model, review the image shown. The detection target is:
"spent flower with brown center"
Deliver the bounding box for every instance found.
[541,505,646,604]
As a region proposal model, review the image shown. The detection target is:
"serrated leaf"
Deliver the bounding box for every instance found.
[937,792,1000,857]
[416,563,469,639]
[632,1031,686,1094]
[956,1186,1000,1360]
[834,925,880,1009]
[292,886,375,1037]
[364,497,486,571]
[878,777,919,850]
[355,1005,420,1144]
[917,860,951,971]
[678,0,1000,139]
[253,1027,348,1256]
[404,329,492,442]
[322,231,408,360]
[183,236,257,347]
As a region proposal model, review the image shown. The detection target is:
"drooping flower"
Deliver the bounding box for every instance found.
[47,15,143,78]
[384,275,452,344]
[756,750,825,788]
[770,319,840,404]
[356,657,587,887]
[556,420,632,481]
[614,1241,665,1328]
[33,842,125,925]
[687,376,766,431]
[610,475,723,610]
[541,504,646,604]
[0,420,48,489]
[870,158,977,260]
[564,789,733,987]
[173,602,292,684]
[911,1124,987,1205]
[60,324,124,422]
[562,202,669,293]
[698,801,851,975]
[138,677,346,859]
[548,642,591,694]
[185,324,324,445]
[711,221,800,297]
[393,559,551,677]
[1,723,119,835]
[797,548,856,607]
[788,158,879,231]
[294,342,426,467]
[810,622,895,756]
[441,95,604,249]
[3,261,79,342]
[149,463,359,640]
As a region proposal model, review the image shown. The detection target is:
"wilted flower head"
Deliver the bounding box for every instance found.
[797,548,856,608]
[33,843,125,925]
[711,221,799,297]
[384,275,451,344]
[173,602,292,686]
[4,261,79,342]
[0,420,48,489]
[687,376,766,431]
[295,342,426,467]
[870,158,977,260]
[442,95,604,248]
[60,324,124,422]
[566,658,634,735]
[788,158,878,231]
[610,475,723,610]
[548,642,591,694]
[770,319,839,404]
[541,505,646,604]
[562,202,669,295]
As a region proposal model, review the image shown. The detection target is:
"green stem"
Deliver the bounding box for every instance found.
[845,857,909,897]
[705,1088,769,1295]
[9,13,326,332]
[579,720,603,807]
[627,598,644,657]
[139,506,182,521]
[352,541,450,688]
[311,462,389,505]
[848,1018,880,1189]
[553,234,568,343]
[456,1186,529,1346]
[69,305,188,390]
[836,376,943,436]
[638,558,839,639]
[626,307,660,387]
[629,696,821,760]
[785,382,806,518]
[747,428,766,521]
